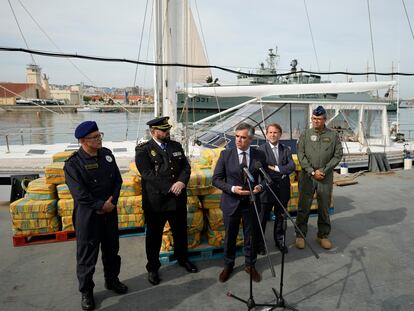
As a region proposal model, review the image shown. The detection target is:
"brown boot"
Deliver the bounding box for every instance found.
[295,237,305,249]
[219,268,233,283]
[317,237,332,250]
[244,266,261,282]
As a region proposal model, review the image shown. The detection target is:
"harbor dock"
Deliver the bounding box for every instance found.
[0,168,413,310]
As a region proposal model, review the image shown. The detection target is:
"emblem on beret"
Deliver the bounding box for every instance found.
[106,155,113,162]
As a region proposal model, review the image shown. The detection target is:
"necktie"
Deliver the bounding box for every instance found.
[241,151,247,167]
[273,146,279,165]
[161,143,167,151]
[241,151,248,184]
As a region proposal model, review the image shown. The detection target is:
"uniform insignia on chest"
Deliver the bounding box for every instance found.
[322,137,331,142]
[151,149,157,157]
[84,163,99,170]
[105,155,113,162]
[172,151,182,157]
[310,135,318,142]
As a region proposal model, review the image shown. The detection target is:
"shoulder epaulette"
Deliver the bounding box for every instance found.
[65,151,78,162]
[135,140,149,150]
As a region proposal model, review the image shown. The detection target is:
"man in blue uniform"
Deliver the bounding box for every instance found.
[135,116,198,286]
[64,121,128,311]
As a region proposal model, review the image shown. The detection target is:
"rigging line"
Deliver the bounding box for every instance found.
[7,0,36,64]
[16,0,95,89]
[366,0,378,83]
[0,84,62,114]
[401,0,414,41]
[133,0,150,87]
[2,46,414,77]
[303,0,320,72]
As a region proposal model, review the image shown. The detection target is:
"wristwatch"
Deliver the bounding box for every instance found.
[311,171,315,176]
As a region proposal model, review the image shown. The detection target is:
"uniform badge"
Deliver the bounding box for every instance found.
[151,150,157,157]
[310,135,318,142]
[322,137,331,142]
[172,151,182,157]
[105,155,113,162]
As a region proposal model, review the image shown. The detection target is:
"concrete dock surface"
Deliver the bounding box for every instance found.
[0,169,413,311]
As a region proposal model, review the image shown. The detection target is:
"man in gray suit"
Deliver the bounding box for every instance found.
[256,123,295,254]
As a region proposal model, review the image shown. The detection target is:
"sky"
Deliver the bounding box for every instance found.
[1,0,414,98]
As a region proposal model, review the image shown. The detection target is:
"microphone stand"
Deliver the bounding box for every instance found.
[227,174,276,310]
[264,179,319,311]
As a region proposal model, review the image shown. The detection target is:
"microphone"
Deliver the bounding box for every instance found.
[240,164,255,183]
[254,161,273,185]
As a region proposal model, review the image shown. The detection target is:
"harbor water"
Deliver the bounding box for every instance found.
[1,108,414,146]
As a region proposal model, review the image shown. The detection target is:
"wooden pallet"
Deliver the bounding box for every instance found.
[12,230,76,247]
[159,243,244,265]
[12,226,146,247]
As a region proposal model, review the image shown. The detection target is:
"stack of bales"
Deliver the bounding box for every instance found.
[10,177,59,236]
[117,170,144,229]
[56,184,74,231]
[161,196,204,251]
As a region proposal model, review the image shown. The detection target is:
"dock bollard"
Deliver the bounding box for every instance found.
[340,163,348,175]
[404,156,412,170]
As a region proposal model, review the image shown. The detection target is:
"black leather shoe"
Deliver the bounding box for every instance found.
[81,292,95,311]
[219,267,233,282]
[275,242,288,254]
[179,260,198,273]
[148,271,160,286]
[105,279,128,294]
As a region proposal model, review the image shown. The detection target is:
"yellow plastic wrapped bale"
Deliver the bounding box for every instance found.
[187,196,201,213]
[287,197,299,212]
[13,217,60,236]
[128,162,140,175]
[190,158,210,170]
[61,216,74,231]
[52,150,75,163]
[289,172,297,183]
[24,178,57,200]
[10,198,57,214]
[187,231,201,249]
[207,227,244,248]
[56,184,72,199]
[290,182,299,198]
[292,154,302,171]
[187,168,214,196]
[187,209,204,234]
[200,187,222,209]
[118,219,145,229]
[57,199,74,217]
[11,210,57,220]
[206,207,224,231]
[45,162,65,184]
[200,148,224,169]
[161,232,174,252]
[118,214,144,223]
[120,173,142,196]
[117,196,143,214]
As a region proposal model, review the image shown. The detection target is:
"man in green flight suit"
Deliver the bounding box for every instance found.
[295,106,343,250]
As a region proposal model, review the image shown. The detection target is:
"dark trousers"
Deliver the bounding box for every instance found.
[257,201,285,249]
[145,208,188,272]
[76,217,121,293]
[223,200,257,269]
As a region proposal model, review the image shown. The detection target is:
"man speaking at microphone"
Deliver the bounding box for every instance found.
[212,123,267,283]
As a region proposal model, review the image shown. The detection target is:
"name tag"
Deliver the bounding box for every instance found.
[173,151,182,157]
[322,137,331,143]
[85,163,99,170]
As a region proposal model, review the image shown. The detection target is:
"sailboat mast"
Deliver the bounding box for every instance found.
[153,0,163,117]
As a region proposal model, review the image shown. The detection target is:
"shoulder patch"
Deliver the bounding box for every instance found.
[65,151,78,162]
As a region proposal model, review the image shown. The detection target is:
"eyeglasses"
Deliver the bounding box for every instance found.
[85,132,104,140]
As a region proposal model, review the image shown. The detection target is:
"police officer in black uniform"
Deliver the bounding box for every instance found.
[135,116,198,286]
[64,121,128,311]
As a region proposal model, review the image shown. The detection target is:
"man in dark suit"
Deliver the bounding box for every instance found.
[212,122,267,283]
[256,123,295,255]
[135,116,198,286]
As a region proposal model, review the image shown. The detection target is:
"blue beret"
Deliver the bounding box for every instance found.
[75,121,99,139]
[146,116,172,130]
[313,106,326,116]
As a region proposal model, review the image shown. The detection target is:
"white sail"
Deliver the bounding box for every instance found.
[187,81,397,98]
